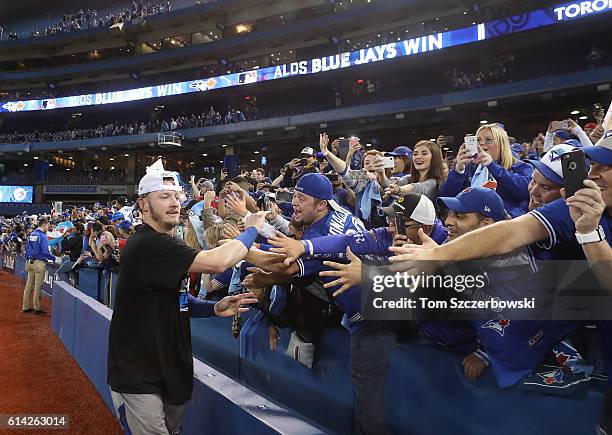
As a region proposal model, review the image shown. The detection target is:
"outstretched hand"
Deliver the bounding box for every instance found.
[268,231,305,265]
[214,292,258,317]
[319,247,362,297]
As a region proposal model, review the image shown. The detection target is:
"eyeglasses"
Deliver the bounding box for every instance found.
[477,138,494,145]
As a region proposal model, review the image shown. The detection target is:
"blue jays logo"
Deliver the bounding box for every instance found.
[481,318,510,336]
[189,78,218,92]
[548,147,568,162]
[537,368,564,385]
[2,101,25,112]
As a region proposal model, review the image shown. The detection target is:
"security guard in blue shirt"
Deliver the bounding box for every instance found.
[23,217,55,314]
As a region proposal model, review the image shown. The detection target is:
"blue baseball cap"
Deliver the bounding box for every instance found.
[118,220,132,230]
[438,187,506,222]
[554,130,571,140]
[525,144,575,186]
[510,143,524,153]
[583,130,612,165]
[295,173,342,211]
[111,212,124,222]
[385,146,413,158]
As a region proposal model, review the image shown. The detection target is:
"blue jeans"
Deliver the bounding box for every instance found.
[350,320,397,435]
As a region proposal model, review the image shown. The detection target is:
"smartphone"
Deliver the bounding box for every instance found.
[382,156,395,169]
[298,158,308,166]
[561,150,588,197]
[275,190,294,203]
[464,135,478,158]
[395,212,406,236]
[338,138,350,160]
[551,120,569,131]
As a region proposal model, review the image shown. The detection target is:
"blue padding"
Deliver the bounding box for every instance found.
[98,272,110,306]
[15,255,26,280]
[109,273,119,309]
[78,268,100,300]
[42,262,58,295]
[239,316,353,435]
[73,296,114,410]
[51,281,78,357]
[182,358,324,435]
[190,316,241,379]
[237,317,605,434]
[385,341,604,435]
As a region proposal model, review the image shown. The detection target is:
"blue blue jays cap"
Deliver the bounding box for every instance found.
[111,212,124,222]
[554,130,571,140]
[294,173,342,211]
[583,130,612,165]
[525,144,575,186]
[117,220,132,230]
[385,146,412,158]
[438,187,506,222]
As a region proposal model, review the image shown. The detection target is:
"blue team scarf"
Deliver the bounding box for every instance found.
[357,180,382,220]
[471,164,498,190]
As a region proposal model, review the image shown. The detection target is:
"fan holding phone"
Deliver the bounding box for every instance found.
[439,123,533,218]
[382,140,445,204]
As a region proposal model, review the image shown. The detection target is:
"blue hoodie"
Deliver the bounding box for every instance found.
[440,160,532,218]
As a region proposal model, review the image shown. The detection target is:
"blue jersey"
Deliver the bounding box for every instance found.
[530,198,612,385]
[295,210,367,277]
[302,219,448,259]
[25,228,55,262]
[529,198,612,256]
[293,210,368,330]
[212,268,233,288]
[476,320,581,387]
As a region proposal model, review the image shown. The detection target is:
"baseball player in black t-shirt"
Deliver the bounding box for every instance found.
[108,160,266,435]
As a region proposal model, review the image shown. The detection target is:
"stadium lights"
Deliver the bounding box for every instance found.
[109,158,114,161]
[219,160,223,163]
[222,144,228,147]
[579,115,588,120]
[33,156,38,159]
[480,120,488,124]
[251,159,256,162]
[49,164,53,167]
[571,110,580,115]
[202,153,208,157]
[23,163,28,167]
[124,154,130,157]
[111,166,115,170]
[254,151,260,154]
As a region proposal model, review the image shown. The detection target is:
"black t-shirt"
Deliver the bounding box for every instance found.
[61,233,83,262]
[107,223,199,404]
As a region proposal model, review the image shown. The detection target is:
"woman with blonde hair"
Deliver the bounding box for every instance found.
[439,123,532,217]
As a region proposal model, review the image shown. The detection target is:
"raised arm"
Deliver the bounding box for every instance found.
[189,213,266,274]
[390,214,548,264]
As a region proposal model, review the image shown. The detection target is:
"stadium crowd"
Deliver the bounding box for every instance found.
[2,102,612,434]
[0,105,250,144]
[1,0,199,40]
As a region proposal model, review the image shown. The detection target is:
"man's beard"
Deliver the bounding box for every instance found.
[149,204,178,231]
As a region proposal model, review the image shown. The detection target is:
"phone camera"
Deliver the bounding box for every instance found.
[567,161,577,171]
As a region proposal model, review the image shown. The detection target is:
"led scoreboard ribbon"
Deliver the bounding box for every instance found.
[1,0,610,114]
